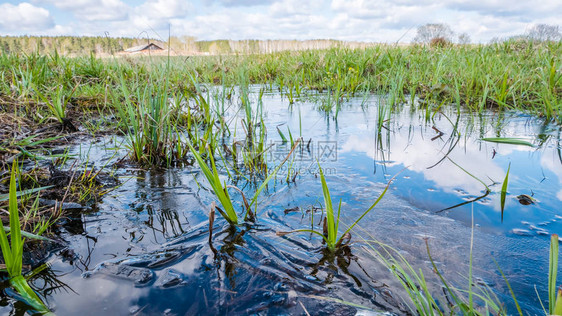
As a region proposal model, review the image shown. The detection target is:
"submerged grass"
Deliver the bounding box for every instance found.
[356,212,511,316]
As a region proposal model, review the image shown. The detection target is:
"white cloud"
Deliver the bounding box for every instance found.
[341,132,505,196]
[208,0,278,6]
[0,3,54,32]
[42,0,129,21]
[136,0,190,20]
[331,0,391,19]
[269,0,323,18]
[9,0,562,42]
[446,0,562,17]
[121,0,193,36]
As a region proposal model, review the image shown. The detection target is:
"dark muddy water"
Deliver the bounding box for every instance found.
[4,89,562,315]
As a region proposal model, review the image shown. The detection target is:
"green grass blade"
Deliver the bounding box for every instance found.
[554,288,562,316]
[2,227,54,242]
[10,275,53,315]
[0,165,16,275]
[318,164,336,249]
[481,138,535,147]
[335,199,342,239]
[287,127,294,146]
[500,163,510,222]
[447,157,490,191]
[187,141,238,225]
[9,162,23,277]
[277,126,287,142]
[492,257,523,315]
[550,234,559,314]
[0,186,54,202]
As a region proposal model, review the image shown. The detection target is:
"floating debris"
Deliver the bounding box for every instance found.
[284,206,300,214]
[516,194,535,205]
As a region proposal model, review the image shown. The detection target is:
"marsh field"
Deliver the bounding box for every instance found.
[0,41,561,315]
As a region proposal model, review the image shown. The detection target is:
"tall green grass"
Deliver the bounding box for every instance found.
[1,41,560,129]
[548,234,562,315]
[36,84,76,127]
[0,161,53,314]
[113,73,189,166]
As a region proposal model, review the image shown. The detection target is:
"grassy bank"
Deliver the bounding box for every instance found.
[0,40,560,127]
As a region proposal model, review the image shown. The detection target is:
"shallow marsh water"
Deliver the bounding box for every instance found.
[4,88,562,315]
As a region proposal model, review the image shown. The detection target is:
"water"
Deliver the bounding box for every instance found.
[4,89,561,315]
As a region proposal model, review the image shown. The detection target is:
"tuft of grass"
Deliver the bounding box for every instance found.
[278,163,395,252]
[187,141,238,225]
[114,73,191,166]
[37,84,77,127]
[189,139,301,225]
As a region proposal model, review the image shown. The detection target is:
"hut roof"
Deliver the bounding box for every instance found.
[124,43,163,52]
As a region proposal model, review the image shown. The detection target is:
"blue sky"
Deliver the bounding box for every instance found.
[0,0,560,43]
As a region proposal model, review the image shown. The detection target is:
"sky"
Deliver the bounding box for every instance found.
[0,0,560,43]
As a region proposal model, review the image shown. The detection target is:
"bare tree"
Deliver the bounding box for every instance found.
[458,33,471,44]
[526,24,561,42]
[413,23,454,44]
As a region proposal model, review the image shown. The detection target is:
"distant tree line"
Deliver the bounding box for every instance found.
[0,36,375,56]
[413,23,561,46]
[1,25,559,57]
[0,36,153,55]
